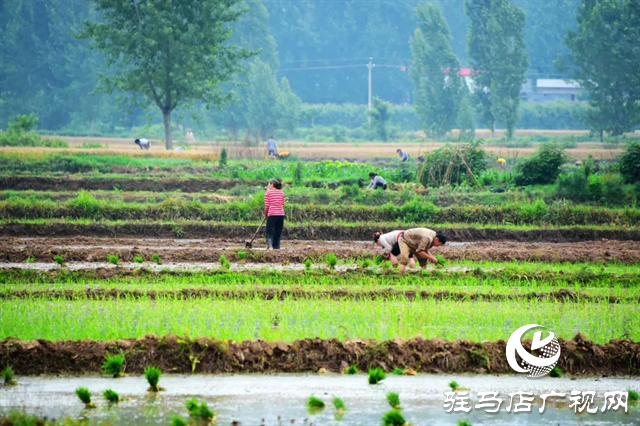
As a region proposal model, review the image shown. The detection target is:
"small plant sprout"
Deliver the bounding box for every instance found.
[380,260,393,270]
[102,353,125,378]
[361,258,372,268]
[381,409,406,426]
[344,365,358,375]
[392,367,405,375]
[107,253,120,265]
[144,366,164,392]
[237,251,246,261]
[449,380,460,391]
[26,256,35,263]
[457,421,473,426]
[186,398,216,423]
[307,395,326,414]
[549,366,563,378]
[368,367,386,385]
[304,258,312,271]
[103,389,120,404]
[326,252,338,270]
[75,387,95,408]
[219,255,231,270]
[132,255,144,263]
[435,255,446,267]
[53,255,64,266]
[151,253,162,264]
[170,416,189,426]
[332,396,346,412]
[2,366,17,386]
[386,392,401,409]
[628,389,640,402]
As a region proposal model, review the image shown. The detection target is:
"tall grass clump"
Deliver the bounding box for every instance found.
[382,409,406,426]
[2,366,17,386]
[144,366,164,392]
[102,353,125,378]
[368,367,386,384]
[186,398,216,423]
[386,392,401,409]
[326,252,338,270]
[75,387,95,408]
[103,389,120,404]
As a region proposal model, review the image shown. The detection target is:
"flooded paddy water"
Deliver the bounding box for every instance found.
[1,374,638,425]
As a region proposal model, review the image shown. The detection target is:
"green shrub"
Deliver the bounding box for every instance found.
[102,353,125,378]
[418,140,487,187]
[556,170,590,202]
[368,367,386,384]
[219,148,228,167]
[515,143,567,186]
[620,141,640,183]
[103,389,120,403]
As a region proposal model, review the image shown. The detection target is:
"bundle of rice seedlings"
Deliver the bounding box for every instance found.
[144,366,164,392]
[386,392,401,409]
[75,387,95,408]
[102,353,125,378]
[186,398,216,423]
[368,367,386,384]
[2,366,17,386]
[103,389,120,404]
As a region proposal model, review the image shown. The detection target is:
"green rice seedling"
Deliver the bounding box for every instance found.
[333,396,346,412]
[381,409,406,426]
[304,258,312,271]
[368,367,386,384]
[449,380,460,391]
[628,389,639,402]
[26,256,35,263]
[386,392,401,409]
[374,255,384,265]
[107,254,120,265]
[237,251,246,261]
[219,255,230,270]
[186,398,216,423]
[75,387,95,408]
[2,366,17,386]
[361,259,372,268]
[170,415,189,426]
[151,253,162,264]
[102,389,120,404]
[344,365,358,375]
[457,421,472,426]
[435,255,446,267]
[307,395,325,408]
[144,366,164,392]
[53,255,64,266]
[132,255,144,263]
[380,261,393,270]
[392,368,405,376]
[102,353,125,378]
[326,253,338,270]
[549,366,563,378]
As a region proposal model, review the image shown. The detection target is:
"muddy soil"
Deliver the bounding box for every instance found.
[2,236,639,263]
[2,287,636,304]
[0,176,250,192]
[1,333,638,376]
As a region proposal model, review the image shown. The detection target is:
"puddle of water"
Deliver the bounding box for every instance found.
[0,374,637,425]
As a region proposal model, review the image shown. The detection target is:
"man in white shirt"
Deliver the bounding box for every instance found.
[134,138,151,150]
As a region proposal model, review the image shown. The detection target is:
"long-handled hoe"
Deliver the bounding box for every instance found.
[245,217,266,248]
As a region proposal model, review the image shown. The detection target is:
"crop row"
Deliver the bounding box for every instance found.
[2,297,637,343]
[1,194,638,225]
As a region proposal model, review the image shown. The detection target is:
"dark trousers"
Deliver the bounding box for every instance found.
[266,215,285,249]
[373,182,387,190]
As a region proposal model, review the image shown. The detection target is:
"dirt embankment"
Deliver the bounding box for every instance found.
[2,237,639,263]
[2,223,640,242]
[0,176,250,192]
[2,288,636,304]
[1,334,637,376]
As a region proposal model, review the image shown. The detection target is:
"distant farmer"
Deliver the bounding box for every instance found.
[417,155,425,164]
[397,227,446,272]
[134,138,151,150]
[373,230,416,268]
[397,149,410,162]
[186,130,196,143]
[264,178,285,250]
[368,172,387,190]
[267,136,277,157]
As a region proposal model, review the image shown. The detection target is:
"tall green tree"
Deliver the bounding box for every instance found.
[369,97,392,141]
[557,0,640,138]
[410,3,466,138]
[465,0,529,139]
[79,0,252,149]
[277,77,303,136]
[245,60,281,139]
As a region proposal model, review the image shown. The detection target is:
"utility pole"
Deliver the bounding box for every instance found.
[367,57,374,123]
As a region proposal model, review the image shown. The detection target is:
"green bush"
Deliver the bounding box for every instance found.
[515,143,567,186]
[418,141,487,187]
[219,148,228,167]
[556,170,590,202]
[620,141,640,183]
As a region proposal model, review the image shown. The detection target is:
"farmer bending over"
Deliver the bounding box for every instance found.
[373,231,416,268]
[264,178,285,249]
[134,138,151,150]
[397,228,446,272]
[368,172,387,190]
[397,149,410,162]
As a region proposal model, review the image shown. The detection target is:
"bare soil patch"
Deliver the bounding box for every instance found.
[1,334,637,376]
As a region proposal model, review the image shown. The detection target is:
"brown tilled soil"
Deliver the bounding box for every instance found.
[1,288,637,303]
[1,334,638,376]
[2,236,639,263]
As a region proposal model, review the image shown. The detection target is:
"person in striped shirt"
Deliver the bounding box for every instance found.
[264,178,285,249]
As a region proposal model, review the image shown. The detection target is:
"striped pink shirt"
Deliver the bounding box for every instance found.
[264,189,285,217]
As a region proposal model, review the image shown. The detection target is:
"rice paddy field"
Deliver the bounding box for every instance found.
[1,148,639,425]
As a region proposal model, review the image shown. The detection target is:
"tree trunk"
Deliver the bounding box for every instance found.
[163,111,173,150]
